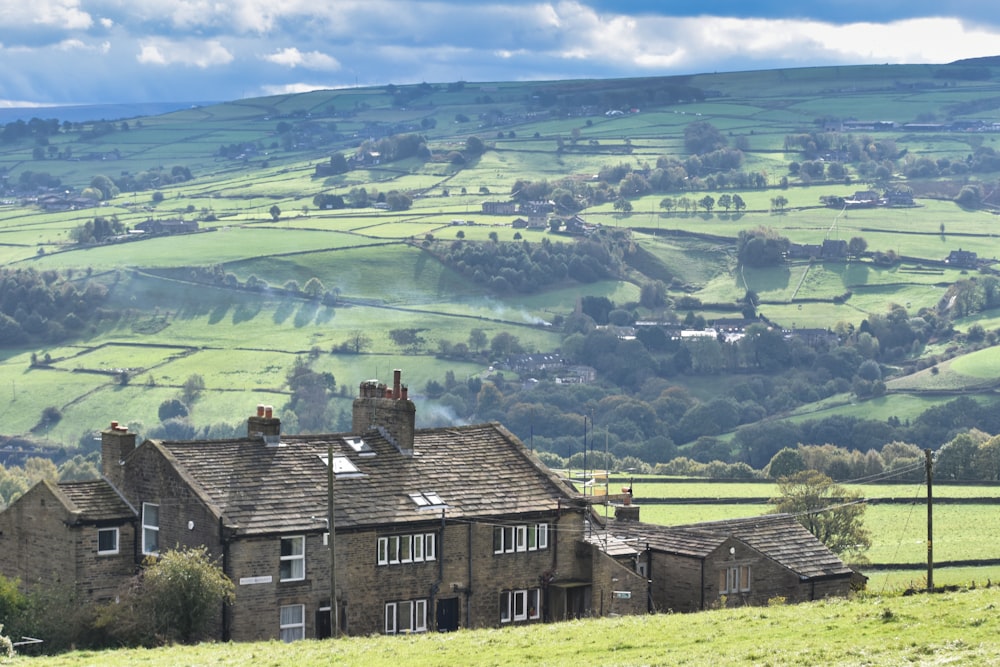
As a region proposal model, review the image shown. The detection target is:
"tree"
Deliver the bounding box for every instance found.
[732,194,747,214]
[848,236,868,260]
[158,398,188,422]
[465,135,485,156]
[340,330,371,354]
[771,470,871,560]
[269,205,281,221]
[181,374,205,405]
[135,546,234,644]
[469,328,487,353]
[303,277,326,299]
[698,195,715,214]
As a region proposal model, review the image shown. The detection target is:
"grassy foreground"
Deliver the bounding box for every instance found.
[10,586,1000,667]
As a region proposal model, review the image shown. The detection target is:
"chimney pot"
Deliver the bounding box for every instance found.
[264,405,273,419]
[257,404,265,417]
[110,420,119,430]
[401,385,408,400]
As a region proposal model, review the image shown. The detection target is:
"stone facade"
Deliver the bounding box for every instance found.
[1,370,644,642]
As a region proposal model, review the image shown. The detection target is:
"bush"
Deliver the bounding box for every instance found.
[135,547,234,645]
[0,574,26,639]
[95,547,234,646]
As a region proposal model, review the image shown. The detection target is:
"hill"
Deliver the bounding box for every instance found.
[9,586,1000,666]
[3,61,1000,475]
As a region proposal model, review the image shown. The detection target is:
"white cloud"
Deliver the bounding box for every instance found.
[260,82,336,95]
[29,0,93,30]
[262,47,340,71]
[136,38,234,68]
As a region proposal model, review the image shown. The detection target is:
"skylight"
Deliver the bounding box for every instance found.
[344,436,375,457]
[317,454,363,478]
[408,491,447,509]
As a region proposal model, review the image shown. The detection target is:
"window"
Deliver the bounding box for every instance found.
[279,604,305,642]
[384,599,428,634]
[97,527,119,555]
[280,536,305,581]
[719,565,751,595]
[500,588,541,623]
[141,503,159,555]
[377,533,436,566]
[494,523,549,554]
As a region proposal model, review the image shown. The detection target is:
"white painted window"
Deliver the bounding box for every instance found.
[384,599,428,635]
[493,523,549,554]
[377,533,436,566]
[500,588,542,623]
[141,503,159,556]
[97,527,119,555]
[720,565,751,595]
[280,536,305,581]
[279,604,305,642]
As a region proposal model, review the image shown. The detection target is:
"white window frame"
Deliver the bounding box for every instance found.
[385,601,397,634]
[378,536,389,565]
[720,565,752,595]
[494,523,549,555]
[280,535,306,582]
[413,533,424,561]
[141,502,159,556]
[378,533,435,566]
[501,588,541,623]
[97,527,119,555]
[385,599,428,635]
[279,604,305,642]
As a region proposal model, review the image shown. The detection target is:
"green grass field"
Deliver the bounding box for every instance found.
[4,62,1000,455]
[12,586,1000,666]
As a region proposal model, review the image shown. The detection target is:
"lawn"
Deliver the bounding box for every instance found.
[12,587,1000,666]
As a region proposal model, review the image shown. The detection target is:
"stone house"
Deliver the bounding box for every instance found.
[0,370,646,642]
[0,478,136,604]
[601,513,861,612]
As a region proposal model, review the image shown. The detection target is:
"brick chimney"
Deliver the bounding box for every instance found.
[352,369,416,454]
[101,421,136,490]
[248,404,281,439]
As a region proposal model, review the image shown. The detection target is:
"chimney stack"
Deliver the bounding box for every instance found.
[352,369,416,454]
[101,421,137,490]
[248,404,281,438]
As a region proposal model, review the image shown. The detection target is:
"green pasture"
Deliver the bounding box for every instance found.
[48,343,188,374]
[866,565,1000,593]
[886,349,1000,392]
[784,392,998,426]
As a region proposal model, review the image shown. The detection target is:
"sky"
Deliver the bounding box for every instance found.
[1,1,1000,108]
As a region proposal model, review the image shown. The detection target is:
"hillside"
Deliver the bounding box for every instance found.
[2,61,1000,475]
[9,586,1000,666]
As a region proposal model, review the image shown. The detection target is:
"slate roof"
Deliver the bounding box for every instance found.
[150,422,581,536]
[56,479,135,523]
[608,514,854,580]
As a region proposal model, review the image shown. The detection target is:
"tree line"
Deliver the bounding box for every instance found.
[0,268,115,345]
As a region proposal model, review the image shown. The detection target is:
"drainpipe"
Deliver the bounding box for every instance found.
[645,543,652,614]
[465,522,473,628]
[220,516,231,641]
[430,510,445,629]
[699,556,706,611]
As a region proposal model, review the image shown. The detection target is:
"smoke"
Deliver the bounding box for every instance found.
[484,299,551,327]
[416,402,470,428]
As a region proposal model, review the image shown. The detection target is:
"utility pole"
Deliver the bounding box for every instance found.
[925,448,934,593]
